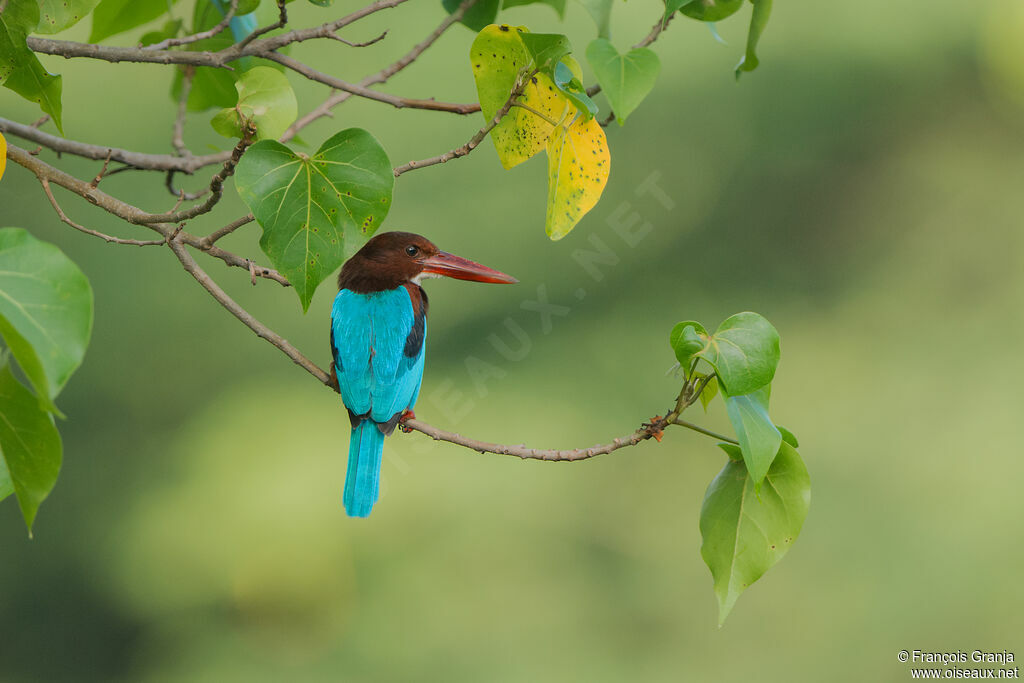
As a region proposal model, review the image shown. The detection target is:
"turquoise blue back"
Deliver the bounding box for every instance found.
[331,288,426,517]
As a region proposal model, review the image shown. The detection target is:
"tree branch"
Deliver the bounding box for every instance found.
[401,418,668,461]
[234,0,287,51]
[26,0,413,67]
[167,239,323,376]
[135,126,254,224]
[7,142,287,286]
[201,213,254,246]
[0,116,230,173]
[6,0,735,466]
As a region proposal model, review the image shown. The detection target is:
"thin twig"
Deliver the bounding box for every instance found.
[393,71,533,177]
[512,101,561,128]
[165,170,209,201]
[40,179,165,246]
[402,418,664,461]
[183,235,291,287]
[88,150,113,188]
[636,11,675,49]
[172,66,196,158]
[143,0,238,51]
[263,52,478,115]
[8,142,286,286]
[137,125,255,224]
[201,213,254,246]
[234,0,287,51]
[329,30,388,48]
[283,0,480,140]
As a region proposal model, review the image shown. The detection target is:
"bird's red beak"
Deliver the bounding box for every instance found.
[421,251,518,284]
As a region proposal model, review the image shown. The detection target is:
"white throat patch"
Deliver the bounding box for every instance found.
[411,272,443,286]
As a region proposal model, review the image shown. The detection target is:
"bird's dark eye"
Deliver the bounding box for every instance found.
[405,245,419,257]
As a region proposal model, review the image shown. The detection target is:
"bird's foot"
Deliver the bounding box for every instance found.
[398,409,416,433]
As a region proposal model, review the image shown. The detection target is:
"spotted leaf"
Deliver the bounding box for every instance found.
[234,129,394,311]
[471,24,579,169]
[545,115,610,240]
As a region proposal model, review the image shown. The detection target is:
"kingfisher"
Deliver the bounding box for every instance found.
[330,232,517,517]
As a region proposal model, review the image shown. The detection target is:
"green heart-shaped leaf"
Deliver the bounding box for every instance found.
[0,360,63,535]
[234,129,394,311]
[211,66,297,140]
[585,38,660,126]
[701,441,810,624]
[0,228,93,414]
[694,311,780,396]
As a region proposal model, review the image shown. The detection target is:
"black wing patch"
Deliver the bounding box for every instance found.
[330,325,342,372]
[403,284,428,359]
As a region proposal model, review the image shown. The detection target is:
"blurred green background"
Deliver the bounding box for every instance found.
[2,0,1023,680]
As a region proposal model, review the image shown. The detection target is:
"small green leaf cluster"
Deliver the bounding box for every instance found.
[669,312,809,623]
[0,228,93,535]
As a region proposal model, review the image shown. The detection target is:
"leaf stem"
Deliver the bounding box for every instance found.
[511,102,560,128]
[672,419,739,445]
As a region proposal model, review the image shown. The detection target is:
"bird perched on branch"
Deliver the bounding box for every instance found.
[331,232,517,517]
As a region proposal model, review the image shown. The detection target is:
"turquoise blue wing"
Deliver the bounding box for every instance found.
[331,288,424,424]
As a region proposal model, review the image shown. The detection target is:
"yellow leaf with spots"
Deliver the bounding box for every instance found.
[471,25,582,169]
[545,116,610,240]
[0,132,6,182]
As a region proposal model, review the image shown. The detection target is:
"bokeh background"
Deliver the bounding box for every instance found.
[2,0,1023,680]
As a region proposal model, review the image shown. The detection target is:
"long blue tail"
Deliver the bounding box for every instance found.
[343,421,385,518]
